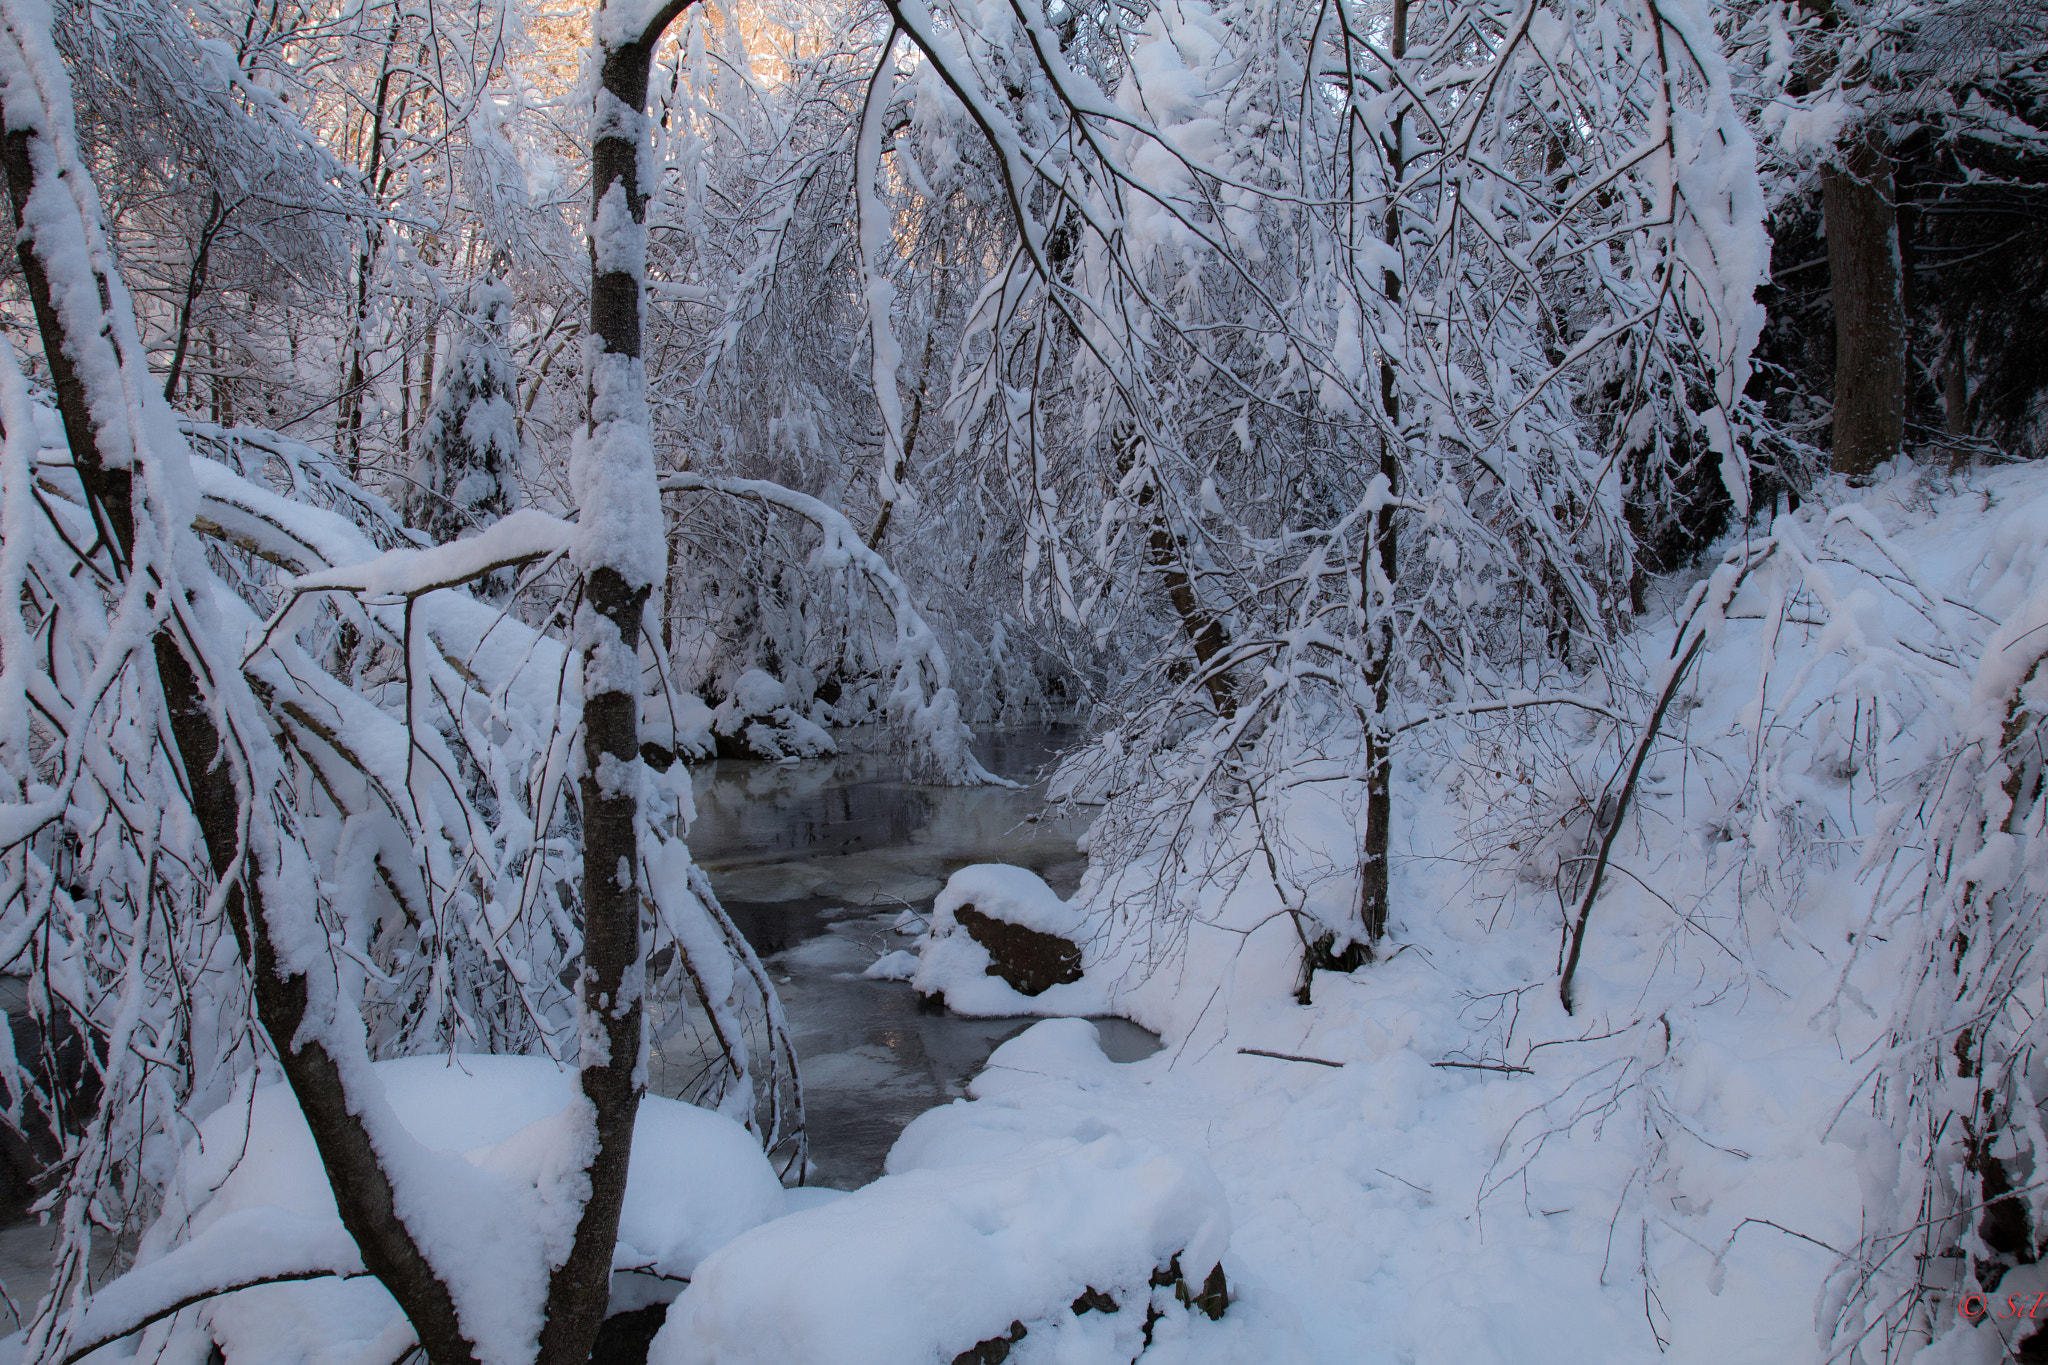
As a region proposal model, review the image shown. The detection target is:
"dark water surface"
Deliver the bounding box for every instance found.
[672,725,1159,1189]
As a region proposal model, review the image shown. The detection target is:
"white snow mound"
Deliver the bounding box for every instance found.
[651,1129,1229,1365]
[934,863,1087,939]
[136,1056,784,1365]
[729,667,787,715]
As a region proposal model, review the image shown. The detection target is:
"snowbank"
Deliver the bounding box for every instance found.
[710,668,837,760]
[118,1056,785,1364]
[651,1093,1230,1365]
[874,470,2048,1364]
[907,860,1308,1040]
[872,971,1863,1364]
[644,683,715,762]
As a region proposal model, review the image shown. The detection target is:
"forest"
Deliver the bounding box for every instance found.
[0,0,2044,1358]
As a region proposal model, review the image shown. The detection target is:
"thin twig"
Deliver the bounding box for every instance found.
[61,1268,373,1365]
[1237,1047,1344,1067]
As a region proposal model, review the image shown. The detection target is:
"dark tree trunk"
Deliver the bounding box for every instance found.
[1352,0,1408,961]
[1945,330,1969,438]
[163,191,231,404]
[1113,429,1235,716]
[1146,518,1233,716]
[533,6,695,1360]
[339,22,403,478]
[2,127,482,1365]
[1823,135,1905,479]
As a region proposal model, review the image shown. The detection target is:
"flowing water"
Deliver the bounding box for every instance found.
[0,729,1156,1313]
[674,725,1159,1190]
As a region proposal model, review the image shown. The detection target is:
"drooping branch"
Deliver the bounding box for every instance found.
[1558,541,1777,1014]
[57,1210,369,1365]
[1556,630,1706,1015]
[662,470,1007,786]
[62,1270,374,1365]
[162,190,234,404]
[0,7,483,1361]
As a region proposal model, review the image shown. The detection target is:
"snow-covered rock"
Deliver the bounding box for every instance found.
[931,864,1086,998]
[935,863,1088,941]
[650,1119,1230,1365]
[731,668,787,716]
[912,865,1107,1014]
[643,684,715,765]
[709,668,837,760]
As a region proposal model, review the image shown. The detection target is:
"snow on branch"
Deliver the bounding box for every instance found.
[57,1210,365,1365]
[1394,692,1633,735]
[290,508,575,599]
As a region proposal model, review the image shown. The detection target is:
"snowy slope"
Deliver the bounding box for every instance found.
[838,464,2048,1364]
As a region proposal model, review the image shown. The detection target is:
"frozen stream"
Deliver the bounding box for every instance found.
[0,731,1152,1316]
[664,726,1159,1190]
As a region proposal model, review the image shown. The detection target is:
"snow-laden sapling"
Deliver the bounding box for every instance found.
[406,274,523,594]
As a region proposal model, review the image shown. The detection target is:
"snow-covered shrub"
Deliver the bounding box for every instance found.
[708,668,836,761]
[102,1057,786,1365]
[663,475,1004,785]
[1796,478,2048,1359]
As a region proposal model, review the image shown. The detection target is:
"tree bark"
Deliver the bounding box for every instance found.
[531,5,694,1359]
[1945,330,1969,438]
[865,324,935,550]
[339,20,404,478]
[1,116,482,1365]
[1823,134,1905,480]
[1353,0,1407,959]
[1113,429,1235,716]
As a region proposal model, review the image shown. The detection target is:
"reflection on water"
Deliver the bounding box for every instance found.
[747,915,1161,1189]
[686,727,1091,913]
[666,725,1161,1190]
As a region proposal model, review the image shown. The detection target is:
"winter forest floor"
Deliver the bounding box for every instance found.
[22,461,2042,1365]
[21,0,2048,1353]
[678,458,2048,1365]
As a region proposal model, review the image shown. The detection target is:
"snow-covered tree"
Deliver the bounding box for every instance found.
[0,0,805,1359]
[834,0,1770,975]
[406,274,523,556]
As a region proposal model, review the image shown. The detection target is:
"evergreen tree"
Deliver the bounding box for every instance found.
[407,275,521,557]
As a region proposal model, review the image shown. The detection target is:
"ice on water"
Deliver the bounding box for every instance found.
[660,727,1155,1190]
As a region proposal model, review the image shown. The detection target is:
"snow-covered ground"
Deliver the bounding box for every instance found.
[38,464,2048,1365]
[655,463,2046,1363]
